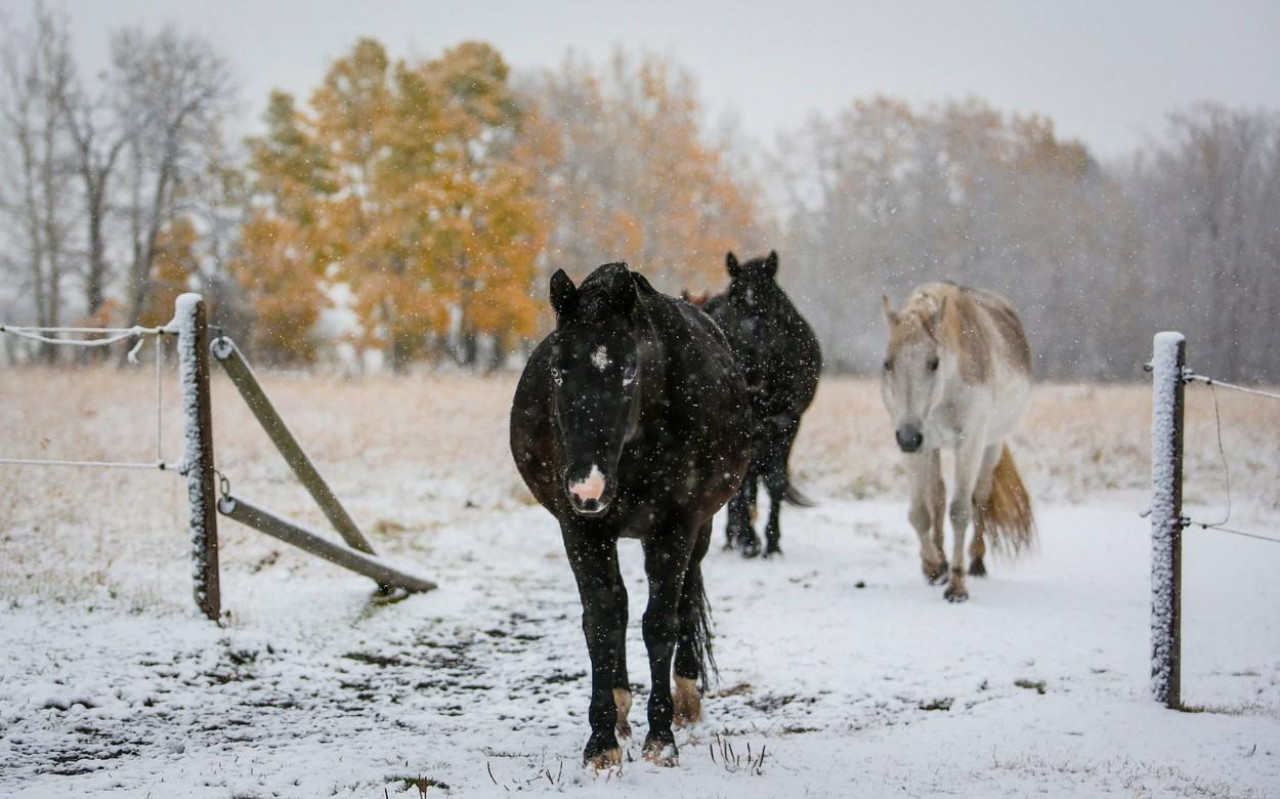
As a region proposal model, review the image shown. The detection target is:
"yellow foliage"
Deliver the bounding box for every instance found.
[241,38,545,368]
[231,213,325,364]
[140,217,200,328]
[521,50,766,305]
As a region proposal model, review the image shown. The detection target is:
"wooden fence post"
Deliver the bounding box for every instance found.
[176,294,221,621]
[1150,331,1185,709]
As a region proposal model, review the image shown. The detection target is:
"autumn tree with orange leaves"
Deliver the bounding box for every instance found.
[239,39,543,368]
[519,51,768,299]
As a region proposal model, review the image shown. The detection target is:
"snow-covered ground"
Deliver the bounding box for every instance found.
[1,369,1277,797]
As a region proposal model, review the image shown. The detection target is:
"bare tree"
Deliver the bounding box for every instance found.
[57,60,131,320]
[1131,103,1280,381]
[108,26,234,326]
[0,3,77,361]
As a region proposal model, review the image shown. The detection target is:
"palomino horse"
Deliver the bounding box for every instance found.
[880,282,1034,602]
[704,251,822,558]
[510,263,751,767]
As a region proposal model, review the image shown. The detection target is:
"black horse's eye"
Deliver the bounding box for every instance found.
[927,357,939,372]
[883,359,893,372]
[550,366,563,386]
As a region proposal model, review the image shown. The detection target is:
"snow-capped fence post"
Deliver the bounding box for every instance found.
[1149,331,1185,709]
[176,293,221,621]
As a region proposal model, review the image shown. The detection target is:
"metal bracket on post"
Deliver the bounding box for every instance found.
[1150,331,1185,709]
[175,293,221,621]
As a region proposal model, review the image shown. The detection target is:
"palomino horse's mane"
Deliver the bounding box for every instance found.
[890,283,1031,384]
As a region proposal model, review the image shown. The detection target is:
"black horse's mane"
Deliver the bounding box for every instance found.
[564,262,657,327]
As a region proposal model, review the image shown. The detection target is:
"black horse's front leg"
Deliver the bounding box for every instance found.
[640,530,694,765]
[564,528,626,768]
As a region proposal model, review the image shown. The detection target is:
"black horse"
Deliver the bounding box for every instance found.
[704,251,822,558]
[510,263,751,768]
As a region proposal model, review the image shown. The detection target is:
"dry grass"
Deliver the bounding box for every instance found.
[1,366,1277,606]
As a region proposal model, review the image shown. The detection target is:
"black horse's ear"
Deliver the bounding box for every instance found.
[765,250,779,278]
[550,269,578,320]
[726,252,740,278]
[601,263,637,313]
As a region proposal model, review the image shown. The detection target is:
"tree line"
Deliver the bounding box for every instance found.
[1,5,1276,381]
[778,97,1280,381]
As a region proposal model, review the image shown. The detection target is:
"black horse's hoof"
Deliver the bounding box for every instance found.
[762,544,783,559]
[968,558,986,577]
[740,539,762,559]
[583,731,622,769]
[642,736,679,766]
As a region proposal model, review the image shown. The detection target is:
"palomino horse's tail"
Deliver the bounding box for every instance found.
[976,445,1034,555]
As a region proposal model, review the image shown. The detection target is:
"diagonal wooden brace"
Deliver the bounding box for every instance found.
[218,495,436,594]
[210,335,376,555]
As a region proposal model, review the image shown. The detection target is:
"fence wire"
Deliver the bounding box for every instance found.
[0,323,174,472]
[1184,371,1280,403]
[1182,369,1280,547]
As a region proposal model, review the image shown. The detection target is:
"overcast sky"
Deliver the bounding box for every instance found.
[6,0,1280,159]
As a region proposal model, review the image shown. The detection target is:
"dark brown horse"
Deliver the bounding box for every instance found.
[510,263,751,767]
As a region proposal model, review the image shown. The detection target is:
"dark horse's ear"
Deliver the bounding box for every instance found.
[600,263,637,313]
[550,269,578,321]
[765,250,779,278]
[726,252,740,278]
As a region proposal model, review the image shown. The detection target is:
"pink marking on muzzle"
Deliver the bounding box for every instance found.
[569,465,607,502]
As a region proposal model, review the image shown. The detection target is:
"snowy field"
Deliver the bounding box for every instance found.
[1,368,1278,798]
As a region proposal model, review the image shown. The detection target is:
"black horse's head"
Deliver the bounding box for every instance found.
[546,263,644,516]
[723,250,782,315]
[715,250,786,374]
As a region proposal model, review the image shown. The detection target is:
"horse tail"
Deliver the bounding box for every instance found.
[687,571,719,690]
[782,480,814,508]
[977,444,1034,556]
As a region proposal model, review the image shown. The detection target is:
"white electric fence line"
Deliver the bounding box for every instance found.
[0,323,172,472]
[1184,372,1280,402]
[0,324,173,348]
[0,457,168,470]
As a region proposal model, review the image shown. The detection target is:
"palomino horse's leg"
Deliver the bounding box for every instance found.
[929,450,947,575]
[563,528,626,767]
[673,520,713,727]
[968,443,1003,577]
[945,434,988,602]
[640,529,695,765]
[907,450,948,583]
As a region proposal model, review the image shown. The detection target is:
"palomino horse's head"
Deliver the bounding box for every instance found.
[880,292,949,453]
[546,264,643,516]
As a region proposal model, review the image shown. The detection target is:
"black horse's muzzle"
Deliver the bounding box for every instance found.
[566,465,614,516]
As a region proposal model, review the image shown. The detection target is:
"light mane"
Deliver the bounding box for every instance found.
[888,283,1031,384]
